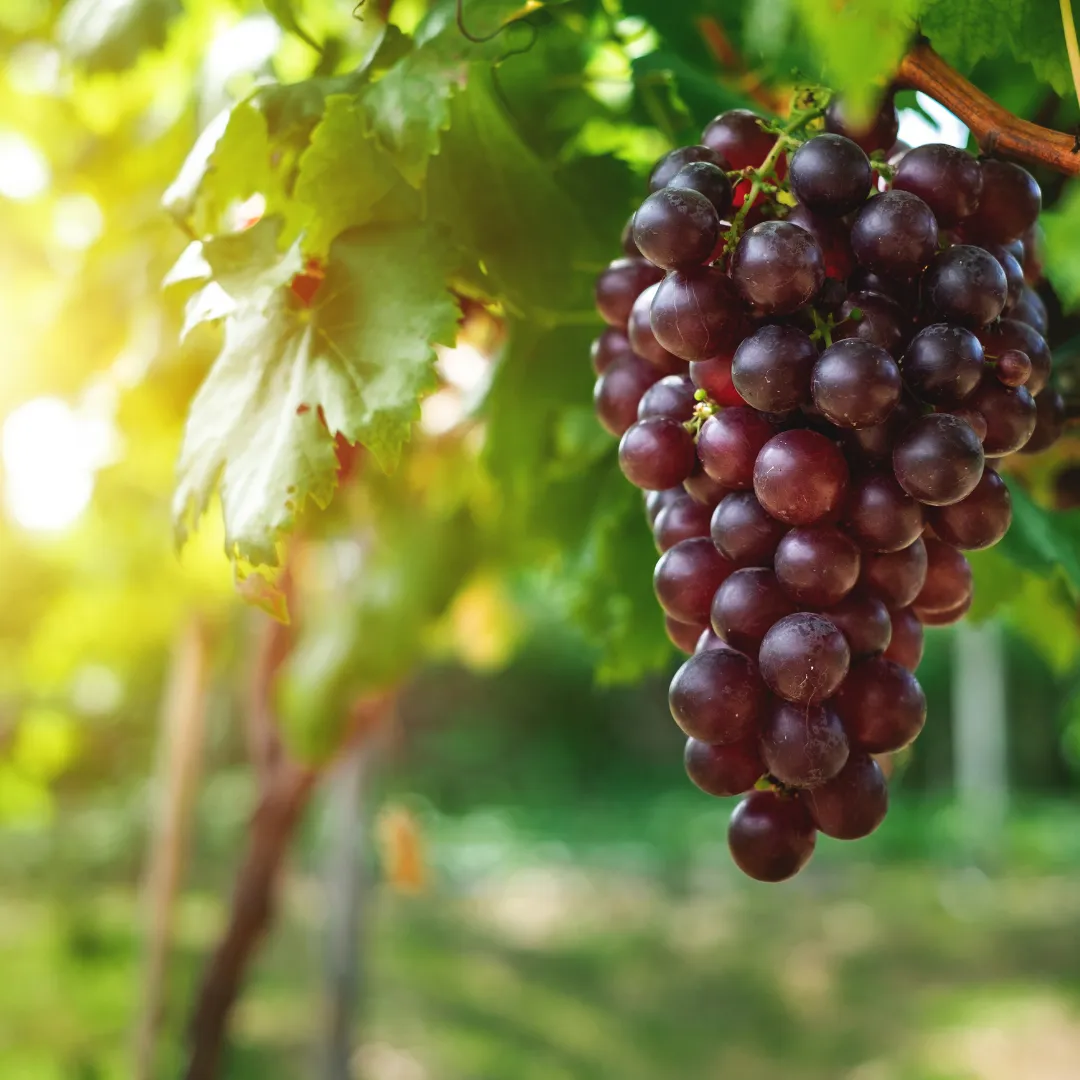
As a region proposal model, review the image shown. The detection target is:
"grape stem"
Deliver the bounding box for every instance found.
[897,41,1080,175]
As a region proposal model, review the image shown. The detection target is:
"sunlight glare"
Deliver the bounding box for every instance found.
[1,397,103,532]
[0,131,50,200]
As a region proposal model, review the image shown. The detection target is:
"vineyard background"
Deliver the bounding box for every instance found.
[3,0,1080,1077]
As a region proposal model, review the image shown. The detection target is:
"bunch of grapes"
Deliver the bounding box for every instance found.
[591,92,1067,882]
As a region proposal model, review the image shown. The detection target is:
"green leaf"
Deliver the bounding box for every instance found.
[996,478,1080,598]
[174,223,458,566]
[57,0,181,74]
[163,102,281,238]
[918,0,1073,97]
[263,0,321,52]
[292,94,403,255]
[788,0,918,117]
[429,68,602,314]
[1042,182,1080,310]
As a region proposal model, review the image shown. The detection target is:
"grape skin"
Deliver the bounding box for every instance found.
[654,537,734,624]
[824,591,893,659]
[774,526,861,607]
[923,245,1008,328]
[728,790,817,882]
[893,413,985,506]
[651,267,749,362]
[732,324,818,413]
[789,134,872,218]
[632,187,720,271]
[710,491,788,567]
[758,612,851,706]
[730,221,825,315]
[654,495,713,552]
[850,191,938,279]
[914,538,973,615]
[833,657,927,754]
[892,143,983,227]
[685,737,764,797]
[754,429,850,526]
[884,608,924,672]
[811,339,902,428]
[711,567,797,654]
[927,467,1011,550]
[859,537,928,610]
[901,324,985,407]
[844,471,924,553]
[618,417,696,491]
[760,700,850,788]
[804,753,888,840]
[697,407,779,489]
[595,258,664,327]
[649,145,728,192]
[668,647,765,744]
[594,355,660,436]
[825,94,899,155]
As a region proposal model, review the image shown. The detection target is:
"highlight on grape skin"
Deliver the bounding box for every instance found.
[588,88,1067,883]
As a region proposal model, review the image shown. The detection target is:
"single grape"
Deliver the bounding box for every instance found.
[893,413,985,505]
[789,133,872,217]
[884,607,924,672]
[638,374,696,422]
[914,593,972,626]
[927,467,1011,550]
[914,538,973,614]
[711,567,797,654]
[1012,286,1048,336]
[844,470,924,553]
[669,161,734,219]
[976,318,1051,396]
[922,245,1007,327]
[711,490,788,567]
[804,753,888,840]
[690,355,745,406]
[963,159,1041,245]
[785,203,855,279]
[727,790,817,882]
[995,349,1032,388]
[759,612,851,705]
[668,647,765,743]
[901,324,985,407]
[594,355,660,436]
[967,377,1037,457]
[595,258,664,327]
[649,145,728,192]
[774,526,861,607]
[654,537,734,624]
[651,267,749,362]
[1020,388,1067,454]
[761,701,849,788]
[825,93,899,155]
[754,429,850,526]
[850,191,938,279]
[833,657,927,753]
[859,536,928,609]
[697,407,779,489]
[591,327,632,374]
[685,737,764,797]
[646,486,682,525]
[811,339,902,428]
[823,591,892,659]
[891,143,983,227]
[654,494,713,551]
[732,323,818,413]
[730,221,825,315]
[632,187,721,271]
[666,615,706,654]
[832,291,908,358]
[701,109,775,169]
[985,243,1024,312]
[683,462,730,506]
[627,283,684,373]
[619,417,696,490]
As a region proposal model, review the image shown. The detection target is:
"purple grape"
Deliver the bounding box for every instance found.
[759,612,850,705]
[891,143,982,227]
[730,221,825,315]
[711,567,797,654]
[859,537,928,610]
[774,526,861,607]
[638,374,697,421]
[893,413,985,505]
[914,538,973,614]
[627,283,685,373]
[649,145,728,192]
[811,339,901,428]
[1020,388,1067,454]
[884,607,924,672]
[651,267,749,362]
[832,291,908,358]
[702,110,774,169]
[976,318,1051,396]
[754,429,849,526]
[834,657,927,754]
[591,327,632,374]
[594,355,660,436]
[850,191,938,279]
[668,647,765,743]
[789,133,871,217]
[697,407,778,489]
[654,537,734,624]
[761,700,849,788]
[1012,286,1048,335]
[963,159,1041,245]
[654,494,713,551]
[804,753,888,839]
[967,377,1037,456]
[711,490,788,567]
[632,187,721,271]
[645,486,682,525]
[923,245,1007,327]
[825,93,899,155]
[927,466,1011,550]
[728,790,816,882]
[844,470,924,552]
[785,203,855,280]
[823,591,892,658]
[619,417,696,491]
[595,258,663,327]
[666,615,705,654]
[685,737,764,797]
[668,161,734,218]
[732,323,818,413]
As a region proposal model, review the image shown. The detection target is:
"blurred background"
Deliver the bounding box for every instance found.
[3,1,1080,1079]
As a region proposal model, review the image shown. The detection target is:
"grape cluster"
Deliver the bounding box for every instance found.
[591,97,1067,882]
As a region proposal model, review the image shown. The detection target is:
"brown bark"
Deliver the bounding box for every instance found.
[897,42,1080,175]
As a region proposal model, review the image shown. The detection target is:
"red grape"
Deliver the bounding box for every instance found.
[697,407,778,489]
[649,145,728,192]
[860,536,928,609]
[754,429,849,525]
[914,538,972,614]
[833,657,927,753]
[759,612,851,705]
[730,221,825,315]
[804,753,888,839]
[651,266,749,362]
[825,93,899,155]
[927,467,1011,550]
[811,339,902,428]
[824,591,893,658]
[963,159,1041,245]
[654,494,713,551]
[884,607,924,671]
[844,470,924,552]
[711,567,797,654]
[789,133,871,217]
[595,258,663,327]
[711,491,788,567]
[851,191,938,279]
[923,245,1008,327]
[1020,388,1067,454]
[893,413,985,506]
[761,700,849,788]
[632,187,720,271]
[594,355,660,436]
[728,790,816,882]
[685,737,764,797]
[668,647,765,743]
[774,526,861,607]
[638,374,696,421]
[619,417,696,490]
[654,537,734,624]
[732,324,818,413]
[892,143,982,227]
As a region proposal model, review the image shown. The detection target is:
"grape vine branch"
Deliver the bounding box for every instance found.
[896,41,1080,175]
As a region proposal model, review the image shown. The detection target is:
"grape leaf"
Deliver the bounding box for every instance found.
[917,0,1072,97]
[1041,183,1080,310]
[292,94,403,255]
[163,102,281,238]
[174,223,458,566]
[263,0,321,52]
[429,68,602,315]
[57,0,181,74]
[997,478,1080,599]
